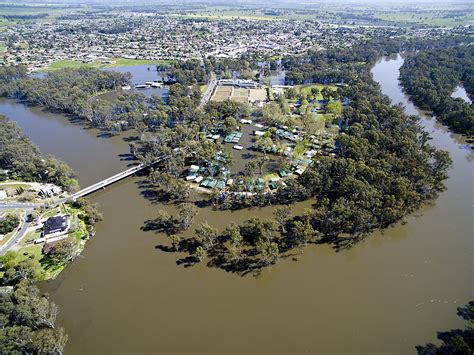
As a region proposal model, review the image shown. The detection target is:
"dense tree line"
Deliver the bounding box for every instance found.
[283,36,472,86]
[399,46,474,135]
[159,59,212,85]
[0,66,131,129]
[0,278,67,353]
[2,13,49,20]
[0,115,78,191]
[0,66,27,85]
[0,66,204,133]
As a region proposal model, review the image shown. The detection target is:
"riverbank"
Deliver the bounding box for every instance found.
[0,199,99,281]
[0,55,470,353]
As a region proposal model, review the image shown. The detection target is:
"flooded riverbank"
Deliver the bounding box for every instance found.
[0,56,471,354]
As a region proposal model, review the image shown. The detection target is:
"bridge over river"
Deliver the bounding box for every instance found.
[0,158,163,255]
[67,155,167,200]
[70,162,147,200]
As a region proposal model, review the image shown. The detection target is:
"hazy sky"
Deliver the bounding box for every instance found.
[18,0,471,4]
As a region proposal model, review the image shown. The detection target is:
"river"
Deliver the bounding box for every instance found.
[451,85,472,104]
[0,55,472,354]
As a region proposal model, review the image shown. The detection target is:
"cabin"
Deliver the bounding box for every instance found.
[39,184,62,198]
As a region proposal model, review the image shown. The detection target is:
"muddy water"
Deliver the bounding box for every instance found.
[451,85,472,104]
[0,55,472,354]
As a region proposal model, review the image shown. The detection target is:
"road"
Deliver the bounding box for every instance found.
[199,72,216,108]
[0,207,33,256]
[0,157,165,255]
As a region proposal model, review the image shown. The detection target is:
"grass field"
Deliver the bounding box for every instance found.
[233,88,248,97]
[373,11,474,27]
[43,58,172,72]
[0,4,100,27]
[297,84,338,100]
[249,88,267,102]
[169,4,473,26]
[212,86,232,102]
[212,86,268,103]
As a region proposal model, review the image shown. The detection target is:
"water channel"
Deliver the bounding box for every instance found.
[0,54,471,354]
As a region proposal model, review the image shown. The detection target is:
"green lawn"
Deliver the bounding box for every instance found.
[13,244,65,280]
[43,58,173,72]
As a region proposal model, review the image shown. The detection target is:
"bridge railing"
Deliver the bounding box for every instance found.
[69,157,164,200]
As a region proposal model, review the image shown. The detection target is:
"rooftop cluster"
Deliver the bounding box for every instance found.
[1,13,465,71]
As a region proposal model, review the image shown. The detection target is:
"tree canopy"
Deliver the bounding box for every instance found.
[400,46,474,135]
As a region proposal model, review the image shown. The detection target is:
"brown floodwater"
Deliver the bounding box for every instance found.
[0,55,472,354]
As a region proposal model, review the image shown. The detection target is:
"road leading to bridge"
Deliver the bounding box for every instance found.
[199,72,216,109]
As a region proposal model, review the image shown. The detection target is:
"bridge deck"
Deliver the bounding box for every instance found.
[70,163,146,200]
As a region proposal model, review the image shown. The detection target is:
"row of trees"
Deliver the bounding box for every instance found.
[399,46,474,135]
[0,115,79,191]
[162,59,212,86]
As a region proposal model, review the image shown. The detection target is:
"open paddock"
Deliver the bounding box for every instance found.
[211,86,232,102]
[249,88,267,102]
[212,86,268,104]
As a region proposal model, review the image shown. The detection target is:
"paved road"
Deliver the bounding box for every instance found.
[199,72,216,108]
[0,202,40,210]
[0,207,33,256]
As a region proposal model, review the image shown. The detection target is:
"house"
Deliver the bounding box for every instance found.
[43,215,68,237]
[39,184,62,198]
